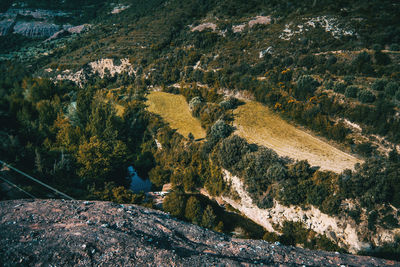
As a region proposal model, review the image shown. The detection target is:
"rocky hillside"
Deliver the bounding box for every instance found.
[0,199,397,266]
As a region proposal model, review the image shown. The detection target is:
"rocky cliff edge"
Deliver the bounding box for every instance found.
[0,199,397,266]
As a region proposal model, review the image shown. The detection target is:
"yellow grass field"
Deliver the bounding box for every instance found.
[146,91,206,139]
[234,101,363,173]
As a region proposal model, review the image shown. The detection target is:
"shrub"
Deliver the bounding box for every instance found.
[218,135,250,169]
[148,166,171,187]
[390,43,400,51]
[326,55,337,65]
[358,90,376,103]
[294,75,319,100]
[352,51,373,74]
[333,82,346,93]
[368,210,378,231]
[189,96,204,116]
[345,86,359,98]
[324,80,334,90]
[201,205,216,228]
[395,90,400,101]
[163,191,186,218]
[219,97,242,110]
[372,44,382,51]
[385,82,399,96]
[267,163,287,181]
[372,79,388,91]
[185,196,203,224]
[343,75,354,85]
[209,119,233,141]
[256,194,274,209]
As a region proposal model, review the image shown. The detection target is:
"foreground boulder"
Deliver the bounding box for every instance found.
[0,199,397,266]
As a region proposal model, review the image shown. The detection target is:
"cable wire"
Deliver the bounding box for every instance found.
[0,175,37,199]
[0,160,74,200]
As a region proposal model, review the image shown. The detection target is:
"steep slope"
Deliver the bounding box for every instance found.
[0,199,397,266]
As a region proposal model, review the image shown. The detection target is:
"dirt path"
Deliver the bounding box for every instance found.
[234,101,363,172]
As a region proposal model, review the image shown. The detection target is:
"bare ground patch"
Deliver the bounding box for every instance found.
[146,92,206,139]
[234,101,362,172]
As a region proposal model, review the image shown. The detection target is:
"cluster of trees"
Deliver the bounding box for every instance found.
[163,191,223,231]
[0,61,152,200]
[216,133,400,225]
[263,221,343,253]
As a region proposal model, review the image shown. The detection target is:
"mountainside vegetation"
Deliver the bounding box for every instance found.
[1,0,400,261]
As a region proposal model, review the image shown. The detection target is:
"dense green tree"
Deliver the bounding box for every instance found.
[385,82,399,96]
[185,196,203,224]
[372,79,388,91]
[163,191,186,218]
[345,86,359,98]
[293,75,319,101]
[148,166,171,187]
[358,90,376,103]
[77,136,129,186]
[201,205,216,229]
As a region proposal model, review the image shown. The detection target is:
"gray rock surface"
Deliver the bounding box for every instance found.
[13,21,60,38]
[0,199,398,266]
[0,19,15,36]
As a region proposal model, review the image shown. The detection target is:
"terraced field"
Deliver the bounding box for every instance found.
[146,91,206,139]
[234,101,363,173]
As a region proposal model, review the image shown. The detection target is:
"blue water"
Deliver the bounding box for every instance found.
[128,166,152,193]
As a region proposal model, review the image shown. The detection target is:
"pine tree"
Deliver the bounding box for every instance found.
[201,205,216,229]
[185,196,202,224]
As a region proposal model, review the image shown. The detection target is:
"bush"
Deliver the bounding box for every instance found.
[385,82,399,96]
[256,194,274,209]
[358,90,376,103]
[352,51,373,74]
[163,191,186,218]
[333,82,346,93]
[267,163,287,181]
[218,135,250,169]
[294,75,319,100]
[219,97,242,110]
[372,44,382,51]
[395,90,400,101]
[390,44,400,51]
[345,86,359,98]
[372,79,388,91]
[201,205,216,229]
[324,80,334,90]
[343,75,354,85]
[326,55,337,65]
[185,196,203,224]
[209,119,233,141]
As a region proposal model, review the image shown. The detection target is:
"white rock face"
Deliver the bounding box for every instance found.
[155,139,162,150]
[248,16,271,28]
[57,69,87,87]
[280,16,355,41]
[56,58,135,86]
[190,23,217,32]
[221,169,395,253]
[89,58,135,78]
[259,47,273,58]
[67,24,88,34]
[343,119,362,132]
[232,24,246,33]
[111,5,131,14]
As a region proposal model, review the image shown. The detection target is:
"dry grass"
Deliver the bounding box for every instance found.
[234,101,363,173]
[146,92,206,139]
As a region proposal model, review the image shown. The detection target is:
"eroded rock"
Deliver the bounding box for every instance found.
[0,199,396,266]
